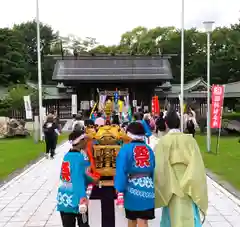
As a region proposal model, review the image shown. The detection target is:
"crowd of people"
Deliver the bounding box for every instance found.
[50,106,206,227]
[69,106,198,137]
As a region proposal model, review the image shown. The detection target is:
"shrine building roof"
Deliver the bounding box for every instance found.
[52,55,173,82]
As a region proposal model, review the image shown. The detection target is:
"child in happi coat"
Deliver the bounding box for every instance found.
[114,122,155,227]
[57,130,99,227]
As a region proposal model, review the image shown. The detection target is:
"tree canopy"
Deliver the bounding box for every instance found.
[0,20,240,86]
[0,28,28,85]
[92,24,240,84]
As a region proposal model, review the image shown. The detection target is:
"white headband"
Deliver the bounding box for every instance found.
[72,134,85,145]
[127,132,145,141]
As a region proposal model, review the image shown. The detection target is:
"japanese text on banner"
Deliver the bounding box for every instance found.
[211,85,225,129]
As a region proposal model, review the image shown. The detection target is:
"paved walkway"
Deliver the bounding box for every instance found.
[0,139,240,227]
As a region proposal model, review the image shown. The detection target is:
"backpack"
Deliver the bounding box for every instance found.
[187,119,195,130]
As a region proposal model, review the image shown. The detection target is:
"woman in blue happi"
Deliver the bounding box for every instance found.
[57,130,99,227]
[114,122,155,227]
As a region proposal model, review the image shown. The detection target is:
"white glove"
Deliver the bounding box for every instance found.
[79,204,87,214]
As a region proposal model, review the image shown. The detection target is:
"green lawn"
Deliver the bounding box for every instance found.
[1,132,240,190]
[196,134,240,190]
[0,133,69,180]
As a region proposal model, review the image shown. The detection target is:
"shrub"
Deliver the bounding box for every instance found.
[222,112,240,121]
[0,84,38,117]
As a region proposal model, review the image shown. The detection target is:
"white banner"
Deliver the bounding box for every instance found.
[90,100,95,108]
[42,107,46,122]
[100,95,107,105]
[124,95,130,108]
[132,100,137,107]
[23,95,32,119]
[98,95,107,110]
[81,101,90,110]
[72,94,77,114]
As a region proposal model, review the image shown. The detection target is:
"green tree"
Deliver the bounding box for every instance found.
[7,84,38,110]
[13,21,57,83]
[211,26,240,83]
[92,23,240,84]
[0,28,28,85]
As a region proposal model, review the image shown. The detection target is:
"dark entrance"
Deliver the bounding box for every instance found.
[71,83,155,109]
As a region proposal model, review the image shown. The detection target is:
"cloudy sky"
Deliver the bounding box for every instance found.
[0,0,239,45]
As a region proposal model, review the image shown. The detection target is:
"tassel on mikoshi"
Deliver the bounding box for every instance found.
[116,192,124,208]
[86,184,93,199]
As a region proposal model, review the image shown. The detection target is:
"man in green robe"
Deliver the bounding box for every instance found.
[154,109,208,227]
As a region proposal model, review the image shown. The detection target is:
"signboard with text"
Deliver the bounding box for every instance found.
[211,85,225,129]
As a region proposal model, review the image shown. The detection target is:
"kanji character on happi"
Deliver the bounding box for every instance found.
[57,131,100,227]
[114,122,155,227]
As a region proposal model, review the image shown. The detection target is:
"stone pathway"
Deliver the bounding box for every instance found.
[0,139,240,227]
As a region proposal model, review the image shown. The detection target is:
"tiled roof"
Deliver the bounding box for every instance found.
[224,81,240,93]
[52,56,173,81]
[156,78,240,98]
[26,82,70,100]
[156,78,207,93]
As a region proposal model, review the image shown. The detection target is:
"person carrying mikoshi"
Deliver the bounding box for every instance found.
[114,122,155,227]
[154,109,208,227]
[56,130,99,227]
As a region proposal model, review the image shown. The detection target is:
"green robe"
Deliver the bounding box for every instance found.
[154,132,208,227]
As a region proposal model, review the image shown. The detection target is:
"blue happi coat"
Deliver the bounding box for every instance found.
[114,141,155,211]
[57,149,94,213]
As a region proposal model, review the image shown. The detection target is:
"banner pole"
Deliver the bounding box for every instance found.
[90,102,98,118]
[215,106,223,155]
[215,85,225,155]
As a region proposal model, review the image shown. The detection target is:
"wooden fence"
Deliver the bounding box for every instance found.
[9,99,72,120]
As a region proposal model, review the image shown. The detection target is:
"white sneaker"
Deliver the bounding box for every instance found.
[45,153,50,159]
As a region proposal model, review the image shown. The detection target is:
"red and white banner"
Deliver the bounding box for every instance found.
[211,85,225,129]
[152,96,160,115]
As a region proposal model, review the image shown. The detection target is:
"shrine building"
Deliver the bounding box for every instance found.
[51,54,173,112]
